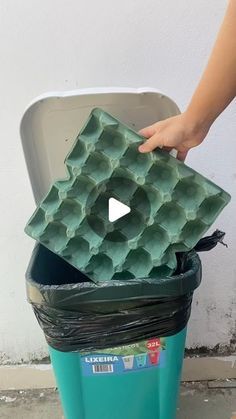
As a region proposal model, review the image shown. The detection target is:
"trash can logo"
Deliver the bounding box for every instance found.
[122,355,134,370]
[148,351,160,366]
[135,353,147,368]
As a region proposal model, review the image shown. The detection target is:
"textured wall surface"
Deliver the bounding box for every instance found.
[0,0,235,362]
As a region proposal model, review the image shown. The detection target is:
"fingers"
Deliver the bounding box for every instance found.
[139,134,164,153]
[138,125,156,138]
[138,123,163,152]
[177,150,188,161]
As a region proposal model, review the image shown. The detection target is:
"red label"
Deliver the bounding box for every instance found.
[148,351,160,365]
[146,338,161,351]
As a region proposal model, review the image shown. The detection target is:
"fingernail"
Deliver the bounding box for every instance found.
[139,145,145,152]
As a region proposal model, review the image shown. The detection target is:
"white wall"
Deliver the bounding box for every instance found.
[0,0,235,363]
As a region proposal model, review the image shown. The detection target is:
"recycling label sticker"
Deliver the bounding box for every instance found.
[80,337,166,376]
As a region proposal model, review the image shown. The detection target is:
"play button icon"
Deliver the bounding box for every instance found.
[108,198,131,222]
[86,176,151,242]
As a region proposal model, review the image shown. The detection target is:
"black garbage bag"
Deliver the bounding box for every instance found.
[194,229,227,252]
[25,231,225,352]
[175,229,226,274]
[26,249,200,352]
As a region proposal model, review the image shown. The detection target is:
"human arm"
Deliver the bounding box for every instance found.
[139,0,236,160]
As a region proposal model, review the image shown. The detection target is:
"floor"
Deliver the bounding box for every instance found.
[0,382,235,419]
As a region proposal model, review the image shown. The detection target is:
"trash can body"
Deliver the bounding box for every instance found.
[49,328,186,419]
[27,244,202,419]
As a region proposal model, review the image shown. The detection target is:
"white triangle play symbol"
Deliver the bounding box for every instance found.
[108,198,131,222]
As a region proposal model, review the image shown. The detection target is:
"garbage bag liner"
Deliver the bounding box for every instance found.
[26,244,202,352]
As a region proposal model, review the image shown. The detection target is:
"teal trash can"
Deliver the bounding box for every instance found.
[26,244,202,419]
[49,329,186,419]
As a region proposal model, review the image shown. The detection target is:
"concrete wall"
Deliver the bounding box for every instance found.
[0,0,235,363]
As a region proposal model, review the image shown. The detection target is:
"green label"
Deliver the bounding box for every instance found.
[81,337,166,376]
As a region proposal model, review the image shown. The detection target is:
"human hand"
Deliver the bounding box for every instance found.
[138,112,210,160]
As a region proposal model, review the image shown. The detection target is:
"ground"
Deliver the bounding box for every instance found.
[0,382,235,419]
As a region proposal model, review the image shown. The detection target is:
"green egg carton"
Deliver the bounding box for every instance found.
[25,108,231,282]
